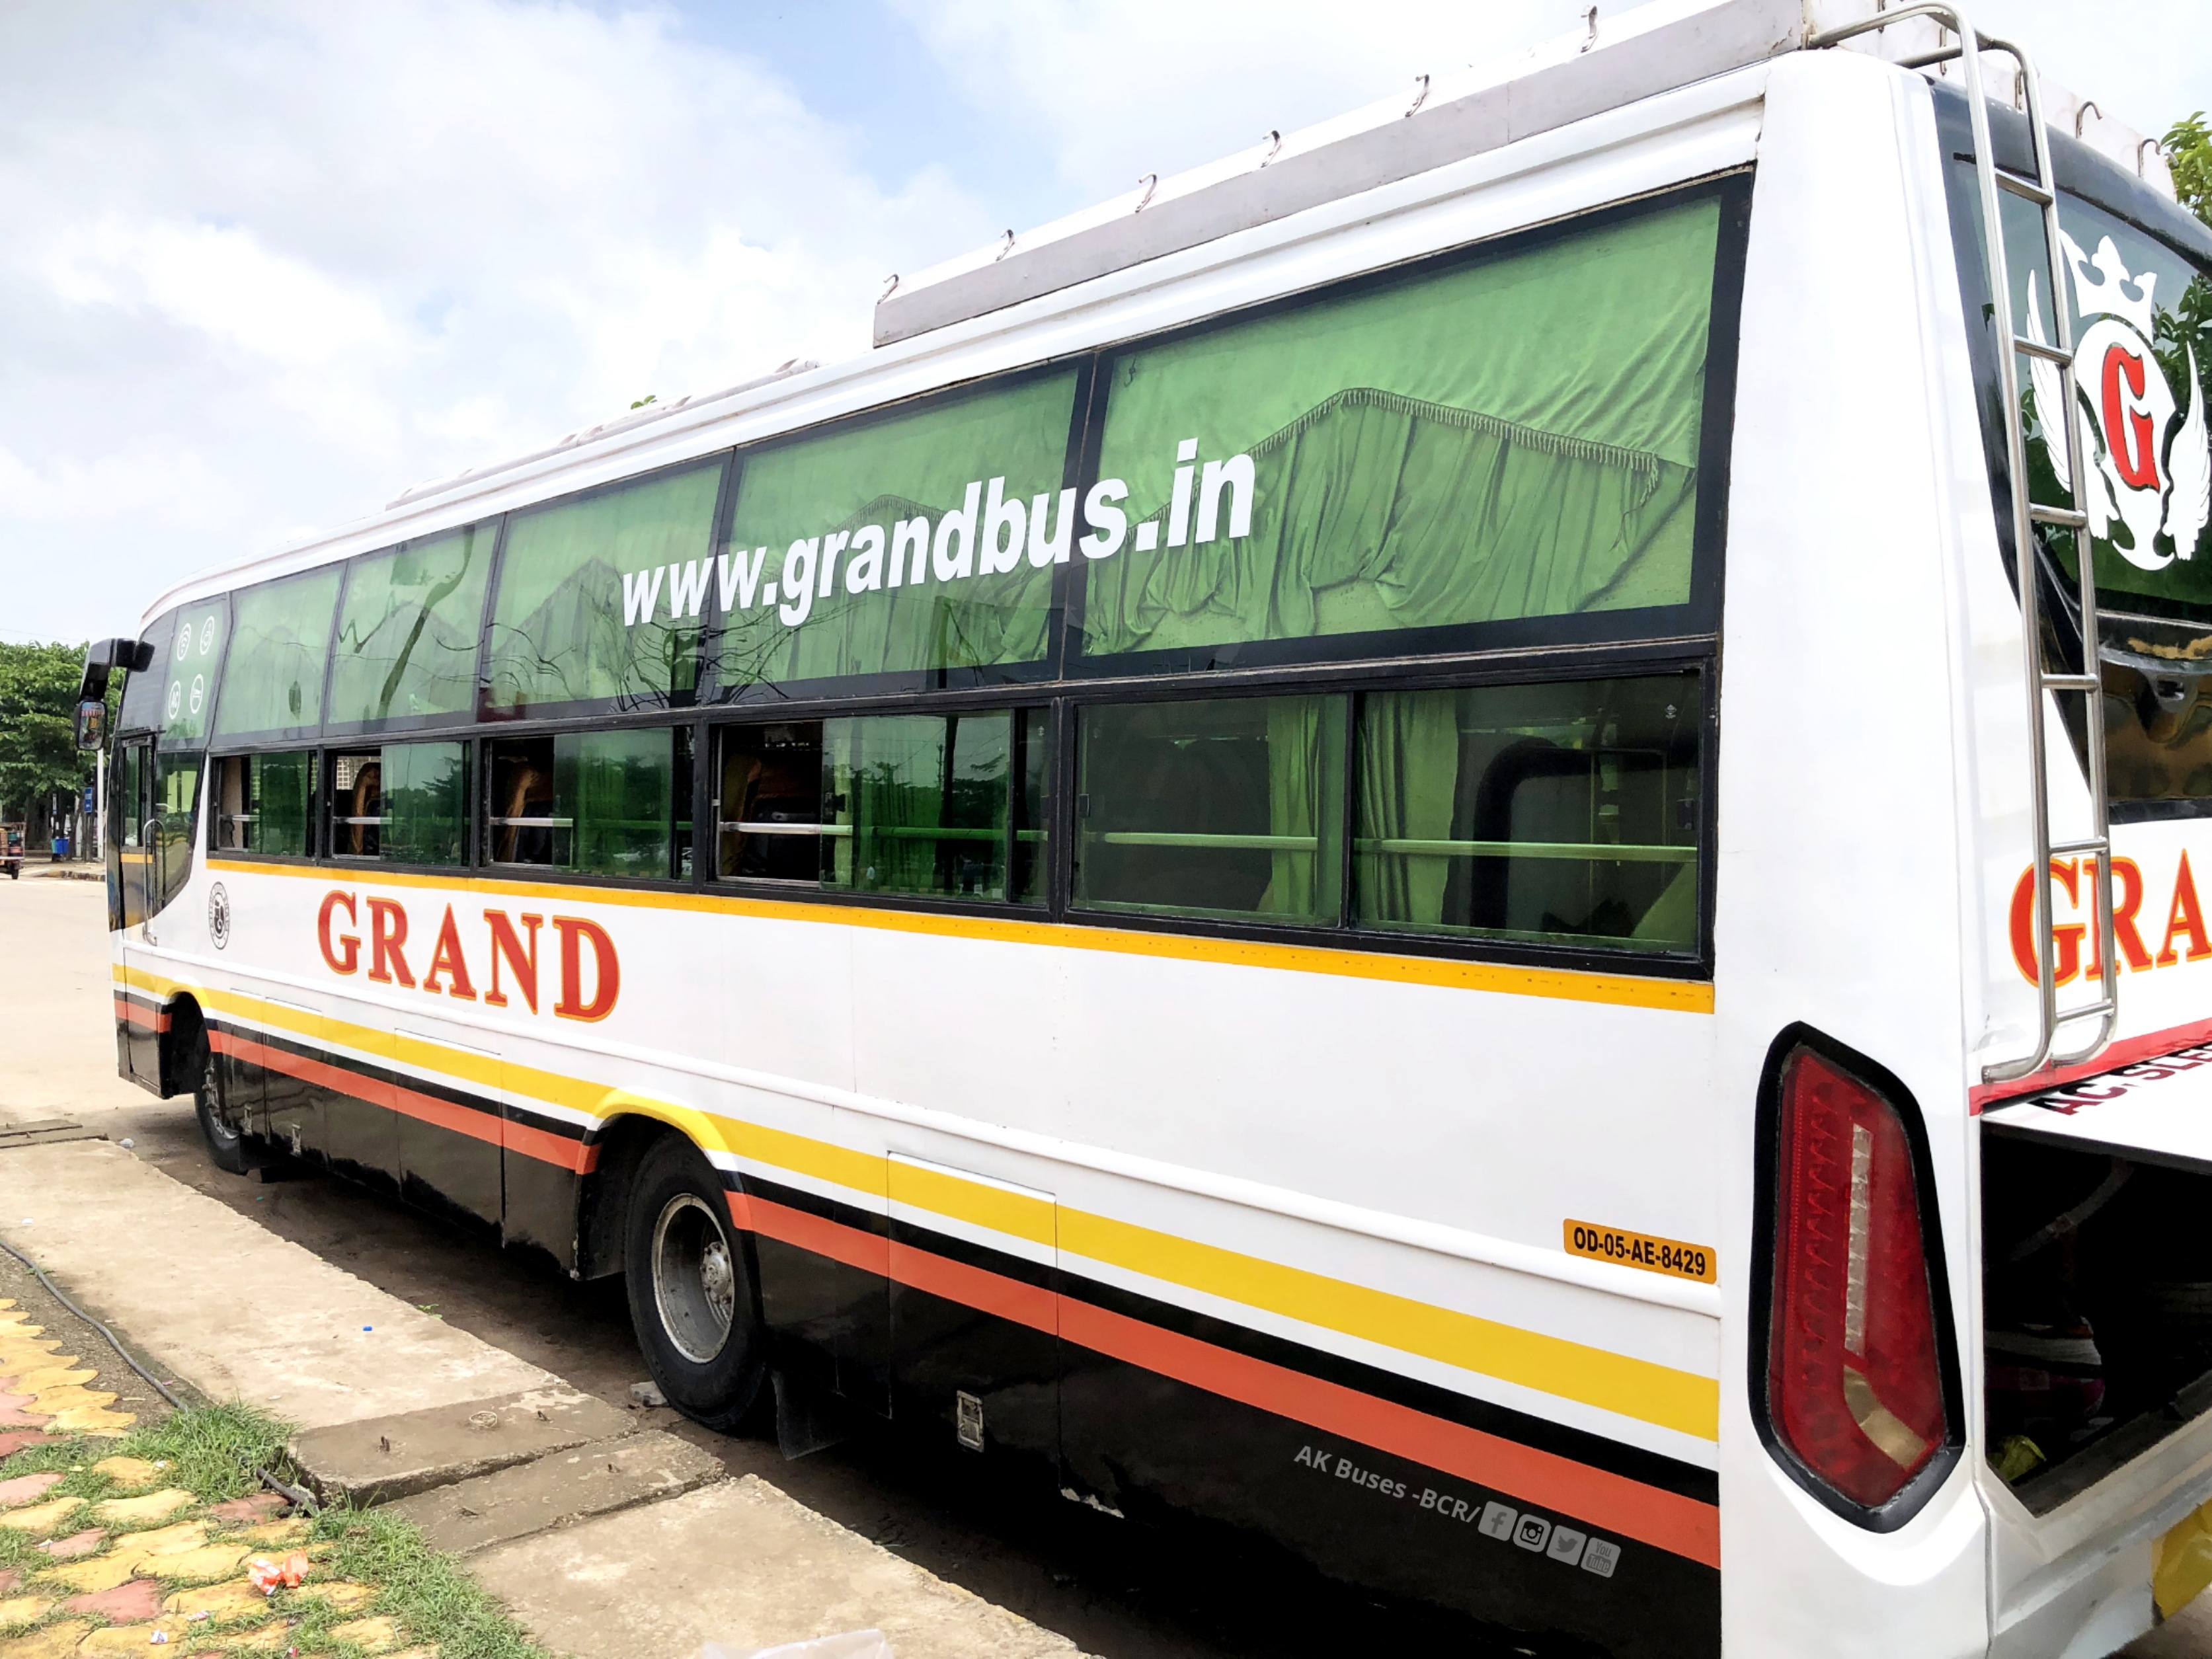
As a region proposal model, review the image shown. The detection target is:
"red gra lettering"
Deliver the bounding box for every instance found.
[2157,851,2212,967]
[2010,859,2085,985]
[366,898,415,987]
[420,904,477,1001]
[553,917,620,1022]
[317,891,359,976]
[2092,857,2154,977]
[483,910,543,1012]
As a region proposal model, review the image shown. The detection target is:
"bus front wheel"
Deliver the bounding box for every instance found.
[190,1034,258,1177]
[623,1133,764,1430]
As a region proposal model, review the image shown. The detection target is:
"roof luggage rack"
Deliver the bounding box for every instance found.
[1813,5,2115,1083]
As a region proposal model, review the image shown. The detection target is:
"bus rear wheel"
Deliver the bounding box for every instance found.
[623,1133,764,1430]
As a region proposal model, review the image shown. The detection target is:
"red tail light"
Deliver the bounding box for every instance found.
[1766,1045,1950,1510]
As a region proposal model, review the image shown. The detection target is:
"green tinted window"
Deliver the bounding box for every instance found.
[331,742,467,865]
[717,373,1078,690]
[485,464,721,713]
[1075,695,1346,923]
[216,570,340,739]
[154,752,202,910]
[822,712,1043,901]
[1355,676,1698,950]
[1081,198,1719,658]
[330,525,494,725]
[487,730,690,880]
[158,598,229,749]
[118,612,175,734]
[213,752,316,857]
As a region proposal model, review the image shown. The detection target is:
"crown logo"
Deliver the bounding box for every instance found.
[2061,230,2158,338]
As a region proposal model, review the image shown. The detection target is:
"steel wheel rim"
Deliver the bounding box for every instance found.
[652,1192,735,1364]
[201,1052,239,1143]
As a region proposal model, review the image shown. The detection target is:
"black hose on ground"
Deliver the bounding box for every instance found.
[0,1231,319,1514]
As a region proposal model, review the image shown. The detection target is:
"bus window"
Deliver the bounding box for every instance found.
[1074,695,1347,924]
[716,724,823,882]
[1353,675,1700,950]
[818,711,1045,902]
[329,523,494,728]
[212,753,317,857]
[487,730,690,879]
[331,742,467,865]
[214,568,340,743]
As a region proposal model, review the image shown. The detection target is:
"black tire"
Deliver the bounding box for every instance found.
[190,1034,256,1176]
[623,1133,765,1430]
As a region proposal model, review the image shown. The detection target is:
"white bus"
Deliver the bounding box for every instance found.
[81,1,2212,1651]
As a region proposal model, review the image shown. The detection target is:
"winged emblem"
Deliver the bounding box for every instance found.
[2028,233,2212,571]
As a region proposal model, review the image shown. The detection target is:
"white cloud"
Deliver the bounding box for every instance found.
[889,0,1577,201]
[0,0,990,640]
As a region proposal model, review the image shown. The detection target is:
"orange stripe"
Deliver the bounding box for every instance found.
[115,996,169,1032]
[506,1117,597,1175]
[746,1194,889,1276]
[1060,1297,1719,1569]
[214,1029,590,1171]
[889,1240,1058,1334]
[728,1197,1716,1567]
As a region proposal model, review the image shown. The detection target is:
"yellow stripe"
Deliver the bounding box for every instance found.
[118,963,1717,1439]
[204,857,1712,1014]
[1059,1207,1716,1440]
[890,1159,1056,1250]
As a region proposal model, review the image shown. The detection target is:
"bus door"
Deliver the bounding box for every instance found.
[110,736,159,1085]
[887,1155,1060,1471]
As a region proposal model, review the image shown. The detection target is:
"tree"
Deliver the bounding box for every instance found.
[0,642,93,826]
[2166,112,2211,232]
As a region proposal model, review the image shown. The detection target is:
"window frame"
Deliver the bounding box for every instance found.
[207,750,322,864]
[1058,173,1749,683]
[321,516,506,742]
[475,454,734,727]
[157,175,1742,979]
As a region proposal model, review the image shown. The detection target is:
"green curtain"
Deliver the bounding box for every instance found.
[561,729,670,878]
[1087,394,1696,655]
[329,526,492,724]
[256,752,317,857]
[216,569,340,738]
[383,742,468,866]
[1083,197,1719,656]
[1355,689,1461,927]
[485,463,722,711]
[1259,697,1342,919]
[1353,679,1700,947]
[719,372,1078,690]
[825,715,1009,898]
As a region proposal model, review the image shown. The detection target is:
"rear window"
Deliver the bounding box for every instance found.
[1960,123,2212,813]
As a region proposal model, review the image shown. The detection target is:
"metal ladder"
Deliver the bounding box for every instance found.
[1809,4,2115,1084]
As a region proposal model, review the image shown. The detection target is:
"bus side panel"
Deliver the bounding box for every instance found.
[1055,1308,1720,1658]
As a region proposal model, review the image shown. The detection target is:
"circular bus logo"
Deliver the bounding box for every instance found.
[208,883,231,950]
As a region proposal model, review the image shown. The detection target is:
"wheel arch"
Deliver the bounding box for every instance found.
[574,1102,748,1281]
[157,993,206,1099]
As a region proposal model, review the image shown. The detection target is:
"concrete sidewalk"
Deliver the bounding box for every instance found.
[0,878,1082,1659]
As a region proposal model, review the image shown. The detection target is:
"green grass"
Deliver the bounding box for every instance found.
[296,1507,554,1659]
[0,1405,551,1659]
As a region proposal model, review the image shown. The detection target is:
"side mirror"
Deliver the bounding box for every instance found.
[73,699,108,752]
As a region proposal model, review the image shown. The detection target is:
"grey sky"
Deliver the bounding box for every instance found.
[1,0,2205,645]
